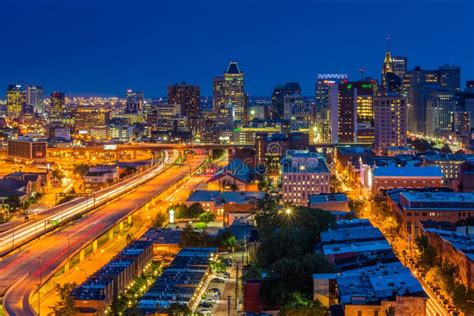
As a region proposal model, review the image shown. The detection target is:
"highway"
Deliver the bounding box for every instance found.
[0,151,172,255]
[0,154,206,316]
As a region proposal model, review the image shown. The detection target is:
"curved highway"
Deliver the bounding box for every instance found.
[0,154,206,316]
[0,151,170,255]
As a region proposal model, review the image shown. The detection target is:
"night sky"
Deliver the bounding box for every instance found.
[1,0,473,97]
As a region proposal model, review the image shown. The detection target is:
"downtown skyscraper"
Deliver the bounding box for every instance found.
[167,83,200,118]
[223,61,246,122]
[6,84,25,119]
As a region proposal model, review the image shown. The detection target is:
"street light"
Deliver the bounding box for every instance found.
[37,257,42,316]
[285,208,292,215]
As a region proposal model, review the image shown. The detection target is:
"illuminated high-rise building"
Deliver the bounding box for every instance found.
[223,61,246,122]
[374,94,407,154]
[315,74,348,143]
[392,56,407,80]
[333,82,374,143]
[167,83,200,118]
[125,89,144,113]
[6,84,25,119]
[213,76,226,112]
[381,51,394,92]
[438,64,461,92]
[49,91,65,119]
[426,90,456,136]
[26,85,44,114]
[272,82,301,120]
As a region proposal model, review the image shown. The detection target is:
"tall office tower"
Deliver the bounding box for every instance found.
[438,64,461,92]
[223,61,246,122]
[408,66,439,134]
[49,91,65,119]
[272,82,301,120]
[167,83,200,118]
[26,85,44,114]
[315,74,348,143]
[381,51,402,94]
[374,94,407,154]
[392,56,408,79]
[426,90,457,136]
[381,51,394,91]
[212,76,229,122]
[334,82,374,143]
[283,94,313,130]
[452,111,470,135]
[125,89,144,113]
[6,84,25,119]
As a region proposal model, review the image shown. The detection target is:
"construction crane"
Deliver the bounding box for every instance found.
[358,67,366,80]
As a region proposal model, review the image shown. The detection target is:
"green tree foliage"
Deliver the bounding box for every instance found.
[167,303,192,315]
[52,169,65,181]
[198,211,215,224]
[440,143,452,154]
[415,235,437,272]
[178,224,208,248]
[253,202,336,307]
[280,293,328,316]
[410,138,434,153]
[52,282,77,316]
[172,203,205,219]
[73,164,89,177]
[152,212,167,228]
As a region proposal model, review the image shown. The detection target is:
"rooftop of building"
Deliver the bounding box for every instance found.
[140,228,181,245]
[373,166,443,178]
[309,193,348,205]
[425,228,474,261]
[208,158,252,183]
[401,191,474,203]
[314,262,425,305]
[320,225,385,245]
[282,157,329,174]
[337,146,375,156]
[322,239,392,256]
[186,190,264,205]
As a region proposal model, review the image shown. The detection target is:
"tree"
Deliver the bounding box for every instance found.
[52,169,65,181]
[440,143,452,154]
[174,203,205,219]
[52,282,77,316]
[410,138,433,153]
[198,211,215,224]
[280,293,328,316]
[415,235,437,272]
[178,224,208,248]
[167,303,191,316]
[152,212,167,228]
[73,164,89,177]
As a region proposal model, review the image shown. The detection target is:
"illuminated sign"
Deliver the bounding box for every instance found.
[361,83,373,89]
[317,74,348,80]
[103,144,117,150]
[78,130,88,135]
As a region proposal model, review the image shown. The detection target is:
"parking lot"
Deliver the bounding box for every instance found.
[196,257,239,315]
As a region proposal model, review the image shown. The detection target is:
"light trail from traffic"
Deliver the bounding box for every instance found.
[0,151,172,255]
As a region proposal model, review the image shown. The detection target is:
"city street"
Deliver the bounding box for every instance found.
[0,154,206,315]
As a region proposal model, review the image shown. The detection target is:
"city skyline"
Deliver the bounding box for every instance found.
[1,0,473,96]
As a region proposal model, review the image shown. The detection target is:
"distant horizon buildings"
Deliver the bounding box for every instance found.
[125,89,144,114]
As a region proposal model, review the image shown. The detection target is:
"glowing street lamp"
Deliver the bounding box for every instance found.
[168,209,175,224]
[285,208,292,215]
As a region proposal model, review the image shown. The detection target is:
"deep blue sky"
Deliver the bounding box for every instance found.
[1,0,473,97]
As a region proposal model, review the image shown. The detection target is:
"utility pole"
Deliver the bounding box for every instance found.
[227,295,232,316]
[234,262,239,309]
[38,257,42,316]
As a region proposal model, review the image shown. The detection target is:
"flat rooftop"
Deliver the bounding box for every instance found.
[309,193,348,204]
[373,166,443,178]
